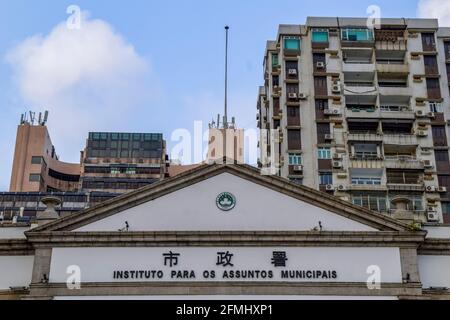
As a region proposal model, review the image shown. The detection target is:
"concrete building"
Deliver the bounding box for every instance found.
[80,132,168,193]
[9,114,169,196]
[9,116,80,193]
[257,17,450,225]
[1,164,450,300]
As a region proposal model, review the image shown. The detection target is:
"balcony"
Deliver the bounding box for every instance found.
[343,70,376,95]
[380,108,415,120]
[347,133,383,142]
[375,40,407,51]
[387,170,424,191]
[384,156,424,170]
[341,28,375,48]
[376,62,409,74]
[344,83,377,95]
[343,63,376,73]
[349,158,384,169]
[383,134,418,146]
[378,86,412,97]
[346,107,379,118]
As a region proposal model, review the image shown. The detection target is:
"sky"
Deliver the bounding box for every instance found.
[0,0,447,190]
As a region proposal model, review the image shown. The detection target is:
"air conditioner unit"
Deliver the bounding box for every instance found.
[288,69,298,75]
[427,211,439,222]
[416,110,426,117]
[423,160,434,169]
[324,109,341,116]
[316,62,325,69]
[288,92,298,100]
[333,153,343,160]
[438,187,447,193]
[426,186,437,193]
[298,93,308,100]
[417,130,428,137]
[428,112,435,118]
[326,184,335,191]
[332,85,341,94]
[333,161,343,168]
[325,134,334,141]
[337,185,347,191]
[293,165,303,172]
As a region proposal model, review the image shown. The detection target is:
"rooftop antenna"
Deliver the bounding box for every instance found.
[224,26,229,129]
[43,110,49,125]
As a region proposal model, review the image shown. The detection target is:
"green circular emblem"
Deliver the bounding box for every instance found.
[216,192,236,211]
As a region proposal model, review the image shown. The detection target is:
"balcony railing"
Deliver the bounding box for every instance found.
[383,134,418,146]
[347,132,383,142]
[384,156,424,170]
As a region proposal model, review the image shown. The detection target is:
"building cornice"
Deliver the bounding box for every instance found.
[25,231,426,248]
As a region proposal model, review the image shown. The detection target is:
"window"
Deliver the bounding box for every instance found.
[92,132,101,140]
[442,202,450,223]
[435,150,450,162]
[125,168,136,175]
[272,75,279,87]
[285,61,298,75]
[426,78,441,99]
[341,28,374,42]
[315,99,328,119]
[353,144,379,160]
[284,37,301,50]
[29,174,41,182]
[422,33,436,51]
[424,56,439,74]
[314,76,328,96]
[287,106,300,126]
[352,195,387,212]
[290,178,303,186]
[289,154,302,165]
[31,156,43,164]
[387,170,422,184]
[286,83,298,94]
[313,53,326,72]
[389,196,423,212]
[445,42,450,59]
[435,150,450,172]
[319,173,333,185]
[430,102,443,113]
[48,169,80,182]
[426,78,440,89]
[317,123,331,144]
[272,54,279,67]
[318,147,331,159]
[111,168,120,174]
[312,29,329,43]
[287,130,301,150]
[432,126,447,147]
[133,133,141,141]
[351,177,382,185]
[121,133,130,140]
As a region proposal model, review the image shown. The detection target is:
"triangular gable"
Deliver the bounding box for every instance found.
[30,164,410,233]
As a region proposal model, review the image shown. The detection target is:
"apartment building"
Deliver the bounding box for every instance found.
[257,17,450,224]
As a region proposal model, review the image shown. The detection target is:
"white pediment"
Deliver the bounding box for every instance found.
[75,173,377,232]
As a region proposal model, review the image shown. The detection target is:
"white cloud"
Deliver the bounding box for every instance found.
[5,14,161,163]
[418,0,450,26]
